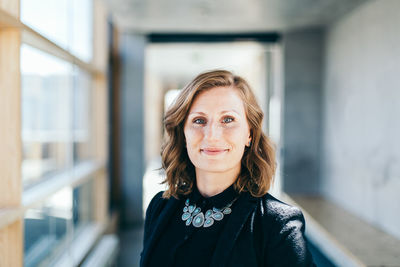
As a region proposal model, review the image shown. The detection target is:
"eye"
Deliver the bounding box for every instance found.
[222,117,234,123]
[193,118,206,124]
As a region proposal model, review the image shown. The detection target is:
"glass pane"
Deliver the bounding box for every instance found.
[21,0,69,49]
[24,181,94,266]
[73,67,92,164]
[21,44,73,188]
[24,187,72,267]
[73,179,93,228]
[71,0,93,62]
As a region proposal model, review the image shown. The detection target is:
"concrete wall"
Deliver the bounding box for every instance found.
[282,29,324,194]
[322,0,400,239]
[120,33,146,225]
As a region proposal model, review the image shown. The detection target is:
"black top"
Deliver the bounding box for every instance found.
[148,183,238,267]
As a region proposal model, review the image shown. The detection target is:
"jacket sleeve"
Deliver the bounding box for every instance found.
[264,202,315,267]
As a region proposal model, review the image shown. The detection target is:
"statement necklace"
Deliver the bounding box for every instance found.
[181,197,237,228]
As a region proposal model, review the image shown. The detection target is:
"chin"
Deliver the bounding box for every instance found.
[196,163,234,173]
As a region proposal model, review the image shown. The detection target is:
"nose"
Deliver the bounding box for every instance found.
[204,120,222,142]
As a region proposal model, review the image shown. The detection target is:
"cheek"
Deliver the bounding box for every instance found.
[184,127,203,146]
[224,127,248,145]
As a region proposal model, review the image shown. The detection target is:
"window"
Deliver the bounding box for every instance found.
[21,0,93,62]
[21,45,73,188]
[21,45,95,188]
[0,0,109,265]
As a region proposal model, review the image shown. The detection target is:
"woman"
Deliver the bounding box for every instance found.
[140,70,315,267]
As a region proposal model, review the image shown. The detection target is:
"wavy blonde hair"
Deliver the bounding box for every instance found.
[161,70,276,199]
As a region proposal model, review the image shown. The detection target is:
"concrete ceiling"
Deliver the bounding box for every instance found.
[104,0,369,33]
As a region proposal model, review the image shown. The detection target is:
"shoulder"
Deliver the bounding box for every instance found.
[145,191,181,220]
[260,193,305,223]
[146,191,167,217]
[254,193,314,266]
[257,193,306,239]
[148,191,165,206]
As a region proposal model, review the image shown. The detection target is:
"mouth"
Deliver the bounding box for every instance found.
[200,148,229,156]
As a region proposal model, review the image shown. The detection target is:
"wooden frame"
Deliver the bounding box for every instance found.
[92,0,109,225]
[0,0,110,265]
[0,2,22,267]
[0,0,19,18]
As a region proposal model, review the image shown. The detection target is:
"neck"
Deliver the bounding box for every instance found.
[195,166,240,198]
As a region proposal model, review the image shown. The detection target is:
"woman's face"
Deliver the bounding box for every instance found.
[184,86,251,175]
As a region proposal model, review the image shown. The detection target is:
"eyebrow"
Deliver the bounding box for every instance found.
[188,110,240,116]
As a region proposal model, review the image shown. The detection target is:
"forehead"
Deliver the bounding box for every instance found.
[189,86,246,113]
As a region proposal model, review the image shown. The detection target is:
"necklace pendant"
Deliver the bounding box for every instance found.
[193,213,205,227]
[182,212,191,220]
[193,207,201,216]
[188,205,195,213]
[212,207,221,212]
[203,217,214,227]
[211,211,224,221]
[205,209,213,218]
[223,207,232,214]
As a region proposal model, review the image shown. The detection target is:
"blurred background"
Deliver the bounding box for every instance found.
[0,0,399,266]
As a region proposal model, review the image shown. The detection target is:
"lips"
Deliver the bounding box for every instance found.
[200,148,228,155]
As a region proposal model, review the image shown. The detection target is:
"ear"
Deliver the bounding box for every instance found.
[246,133,252,147]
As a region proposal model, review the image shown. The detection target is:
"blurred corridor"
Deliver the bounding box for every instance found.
[1,0,400,266]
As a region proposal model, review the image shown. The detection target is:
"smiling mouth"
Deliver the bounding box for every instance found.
[200,148,229,155]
